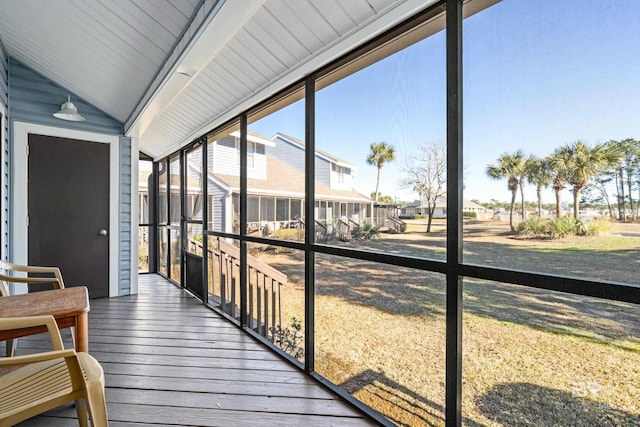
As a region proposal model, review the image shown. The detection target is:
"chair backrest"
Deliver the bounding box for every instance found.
[0,260,65,289]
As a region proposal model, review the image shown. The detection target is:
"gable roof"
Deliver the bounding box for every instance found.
[213,154,369,202]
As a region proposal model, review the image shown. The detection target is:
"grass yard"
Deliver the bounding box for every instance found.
[255,220,640,426]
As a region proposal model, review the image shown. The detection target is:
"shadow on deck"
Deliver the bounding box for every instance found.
[7,274,375,426]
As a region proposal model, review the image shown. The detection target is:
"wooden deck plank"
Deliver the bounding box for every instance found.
[104,374,338,399]
[9,274,375,426]
[25,403,373,427]
[100,362,316,384]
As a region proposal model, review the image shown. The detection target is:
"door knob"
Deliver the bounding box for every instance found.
[99,229,108,236]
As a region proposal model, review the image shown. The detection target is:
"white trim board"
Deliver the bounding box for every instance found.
[0,103,7,263]
[12,121,120,297]
[130,136,139,295]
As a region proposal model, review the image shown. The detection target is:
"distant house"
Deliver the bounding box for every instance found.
[400,197,491,220]
[204,131,374,236]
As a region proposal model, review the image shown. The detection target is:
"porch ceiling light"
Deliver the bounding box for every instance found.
[53,95,85,121]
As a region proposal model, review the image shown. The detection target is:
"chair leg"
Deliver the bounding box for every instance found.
[5,338,16,357]
[75,399,89,427]
[86,382,109,427]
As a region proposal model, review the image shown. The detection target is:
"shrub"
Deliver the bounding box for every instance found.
[271,317,304,360]
[547,215,579,239]
[463,212,478,219]
[583,218,612,236]
[270,228,304,242]
[353,223,380,240]
[516,215,611,239]
[516,216,547,236]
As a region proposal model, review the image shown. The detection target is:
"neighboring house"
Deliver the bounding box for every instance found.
[401,197,492,220]
[204,131,374,237]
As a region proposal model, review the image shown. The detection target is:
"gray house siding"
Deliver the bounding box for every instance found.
[208,180,228,232]
[269,135,305,174]
[8,59,122,134]
[0,38,8,262]
[7,58,133,296]
[316,157,331,187]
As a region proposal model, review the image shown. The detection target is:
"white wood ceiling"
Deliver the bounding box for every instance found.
[0,0,442,159]
[0,0,200,124]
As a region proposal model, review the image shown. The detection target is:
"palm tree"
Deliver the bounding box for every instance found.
[608,139,638,221]
[486,150,527,232]
[547,148,572,218]
[526,157,553,217]
[518,154,533,221]
[554,141,616,219]
[366,142,396,202]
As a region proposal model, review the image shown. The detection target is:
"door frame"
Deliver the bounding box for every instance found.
[12,121,120,297]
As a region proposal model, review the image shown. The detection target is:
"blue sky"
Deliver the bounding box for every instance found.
[251,0,640,204]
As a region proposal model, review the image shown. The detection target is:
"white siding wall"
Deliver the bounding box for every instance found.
[329,164,354,191]
[212,136,266,180]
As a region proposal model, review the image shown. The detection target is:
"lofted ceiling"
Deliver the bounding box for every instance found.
[0,0,441,159]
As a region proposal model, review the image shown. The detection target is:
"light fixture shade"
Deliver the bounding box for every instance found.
[53,95,85,121]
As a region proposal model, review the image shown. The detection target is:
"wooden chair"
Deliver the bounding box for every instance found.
[0,261,73,357]
[0,315,108,426]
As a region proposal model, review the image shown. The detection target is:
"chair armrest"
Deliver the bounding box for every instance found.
[0,262,65,288]
[0,349,76,367]
[0,315,65,350]
[0,272,64,290]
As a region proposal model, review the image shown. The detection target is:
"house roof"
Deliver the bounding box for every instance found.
[0,1,442,160]
[214,155,370,203]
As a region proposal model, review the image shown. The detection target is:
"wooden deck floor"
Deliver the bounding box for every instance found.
[7,274,376,426]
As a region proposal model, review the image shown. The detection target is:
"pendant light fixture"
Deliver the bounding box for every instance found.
[53,95,86,121]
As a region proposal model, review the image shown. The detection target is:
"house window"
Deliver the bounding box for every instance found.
[333,164,346,183]
[276,198,289,221]
[261,197,275,221]
[247,196,259,223]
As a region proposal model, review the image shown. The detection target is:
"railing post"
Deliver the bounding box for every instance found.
[239,114,248,327]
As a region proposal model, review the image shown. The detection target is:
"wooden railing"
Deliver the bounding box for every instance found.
[190,238,287,341]
[386,216,407,233]
[336,218,351,241]
[314,220,328,242]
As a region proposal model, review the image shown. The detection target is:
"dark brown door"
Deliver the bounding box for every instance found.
[28,134,110,298]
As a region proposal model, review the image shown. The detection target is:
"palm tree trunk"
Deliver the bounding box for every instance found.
[573,186,582,219]
[536,185,542,217]
[519,177,526,221]
[555,188,562,218]
[509,190,517,232]
[373,166,382,202]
